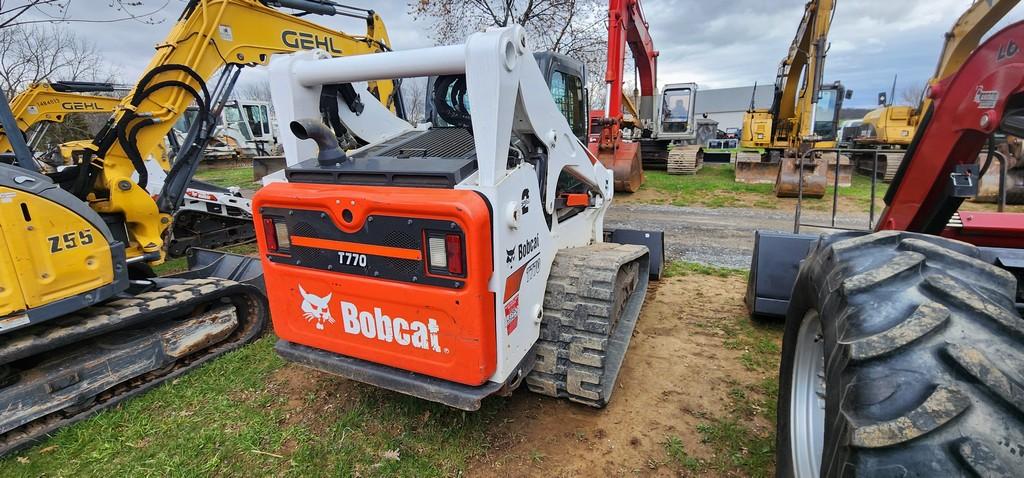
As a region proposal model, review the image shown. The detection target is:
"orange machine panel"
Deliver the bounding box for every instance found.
[253,182,496,386]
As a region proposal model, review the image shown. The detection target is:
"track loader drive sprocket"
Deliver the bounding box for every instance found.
[0,278,267,456]
[526,243,650,407]
[778,231,1024,477]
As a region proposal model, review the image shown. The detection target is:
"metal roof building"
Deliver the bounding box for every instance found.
[694,84,775,130]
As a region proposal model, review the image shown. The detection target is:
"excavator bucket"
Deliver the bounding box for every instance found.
[821,152,853,187]
[593,142,644,192]
[775,156,826,198]
[734,152,778,184]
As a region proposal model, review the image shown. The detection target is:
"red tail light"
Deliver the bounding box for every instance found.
[262,217,278,252]
[445,233,463,275]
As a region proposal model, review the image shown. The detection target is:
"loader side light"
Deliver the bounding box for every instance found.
[262,217,290,253]
[425,231,466,277]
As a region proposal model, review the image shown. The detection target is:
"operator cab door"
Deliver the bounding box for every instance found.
[658,83,697,138]
[812,83,851,142]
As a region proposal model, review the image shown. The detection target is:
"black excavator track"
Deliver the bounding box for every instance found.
[167,209,257,258]
[0,277,267,457]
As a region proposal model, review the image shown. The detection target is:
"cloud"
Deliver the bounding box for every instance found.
[24,0,1024,109]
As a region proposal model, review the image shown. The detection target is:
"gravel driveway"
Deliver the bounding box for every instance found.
[605,203,871,269]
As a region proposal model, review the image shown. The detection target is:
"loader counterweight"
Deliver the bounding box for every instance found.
[255,182,497,386]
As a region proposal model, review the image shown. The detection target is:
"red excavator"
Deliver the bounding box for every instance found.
[747,18,1024,477]
[589,0,658,193]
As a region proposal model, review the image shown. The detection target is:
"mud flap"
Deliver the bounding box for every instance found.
[605,228,665,280]
[744,231,817,318]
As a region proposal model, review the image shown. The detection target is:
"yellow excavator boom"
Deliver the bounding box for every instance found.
[0,82,122,153]
[78,0,397,263]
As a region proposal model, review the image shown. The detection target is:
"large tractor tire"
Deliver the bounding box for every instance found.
[778,230,1024,477]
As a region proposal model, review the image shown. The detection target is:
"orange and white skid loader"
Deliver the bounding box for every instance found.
[252,26,664,410]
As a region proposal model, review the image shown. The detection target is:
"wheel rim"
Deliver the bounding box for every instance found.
[791,309,825,477]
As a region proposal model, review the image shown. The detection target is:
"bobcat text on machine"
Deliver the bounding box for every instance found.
[0,0,407,456]
[749,19,1024,477]
[254,26,664,410]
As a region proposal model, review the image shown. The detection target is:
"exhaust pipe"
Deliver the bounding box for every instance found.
[290,119,347,166]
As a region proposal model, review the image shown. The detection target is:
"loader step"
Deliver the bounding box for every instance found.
[525,243,650,407]
[275,340,510,411]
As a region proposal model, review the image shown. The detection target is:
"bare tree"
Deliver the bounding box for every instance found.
[411,0,607,99]
[401,77,428,125]
[0,24,115,96]
[235,79,273,103]
[0,1,168,30]
[899,83,927,106]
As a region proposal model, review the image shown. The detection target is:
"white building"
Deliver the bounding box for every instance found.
[694,84,774,131]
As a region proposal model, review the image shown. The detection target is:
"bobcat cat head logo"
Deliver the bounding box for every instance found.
[506,248,516,266]
[299,284,335,330]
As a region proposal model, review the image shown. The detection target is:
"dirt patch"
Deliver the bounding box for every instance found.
[469,274,781,477]
[265,364,358,432]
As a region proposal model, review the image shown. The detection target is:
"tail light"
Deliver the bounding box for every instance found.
[262,217,290,253]
[445,234,464,275]
[425,232,465,276]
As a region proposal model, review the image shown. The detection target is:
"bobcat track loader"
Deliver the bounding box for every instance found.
[254,26,664,410]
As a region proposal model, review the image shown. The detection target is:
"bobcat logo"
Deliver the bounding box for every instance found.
[506,248,516,266]
[299,284,335,330]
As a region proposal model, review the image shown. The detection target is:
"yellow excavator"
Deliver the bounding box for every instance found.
[0,0,401,455]
[853,0,1019,182]
[0,81,124,163]
[735,0,852,198]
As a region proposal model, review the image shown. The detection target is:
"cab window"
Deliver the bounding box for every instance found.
[549,70,586,142]
[661,88,692,133]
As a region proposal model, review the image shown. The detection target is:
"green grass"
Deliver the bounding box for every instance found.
[639,166,883,213]
[0,336,505,477]
[195,166,260,189]
[663,260,747,279]
[662,435,703,472]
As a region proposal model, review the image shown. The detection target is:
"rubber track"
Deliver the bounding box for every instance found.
[781,231,1024,476]
[525,243,649,407]
[0,278,267,457]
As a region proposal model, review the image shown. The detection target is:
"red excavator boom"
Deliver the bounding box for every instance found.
[877,19,1024,248]
[590,0,659,192]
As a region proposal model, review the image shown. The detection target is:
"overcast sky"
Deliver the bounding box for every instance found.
[25,0,1024,108]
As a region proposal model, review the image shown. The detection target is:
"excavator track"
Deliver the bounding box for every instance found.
[526,243,650,407]
[0,278,267,456]
[666,145,703,175]
[856,151,903,182]
[167,209,257,258]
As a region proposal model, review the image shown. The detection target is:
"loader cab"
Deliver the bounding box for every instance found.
[533,52,588,144]
[427,51,589,144]
[655,83,698,140]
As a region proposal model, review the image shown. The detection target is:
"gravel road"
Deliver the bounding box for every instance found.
[605,203,871,269]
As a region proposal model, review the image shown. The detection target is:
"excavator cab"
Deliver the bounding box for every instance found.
[653,83,716,174]
[774,81,853,198]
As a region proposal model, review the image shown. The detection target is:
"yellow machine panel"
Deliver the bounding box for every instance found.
[859,105,916,146]
[0,186,113,314]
